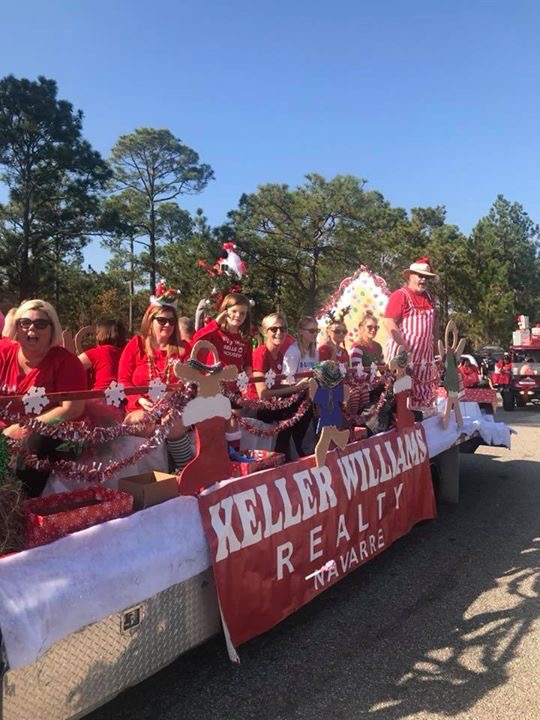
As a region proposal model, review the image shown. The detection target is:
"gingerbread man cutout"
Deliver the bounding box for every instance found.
[438,320,466,429]
[174,340,238,495]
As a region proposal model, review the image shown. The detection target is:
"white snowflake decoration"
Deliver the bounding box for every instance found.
[356,364,367,379]
[419,359,427,370]
[339,363,347,378]
[236,371,249,393]
[370,362,378,382]
[285,372,296,385]
[104,381,126,408]
[148,378,167,404]
[22,386,49,415]
[264,368,276,389]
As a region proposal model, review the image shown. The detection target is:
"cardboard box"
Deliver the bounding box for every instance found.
[118,471,178,510]
[23,486,133,548]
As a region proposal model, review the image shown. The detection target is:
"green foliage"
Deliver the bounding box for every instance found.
[226,173,403,320]
[108,128,214,292]
[0,76,538,347]
[0,75,110,300]
[158,209,221,315]
[464,195,540,346]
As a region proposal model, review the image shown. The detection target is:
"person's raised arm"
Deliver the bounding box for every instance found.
[78,352,92,370]
[383,317,407,351]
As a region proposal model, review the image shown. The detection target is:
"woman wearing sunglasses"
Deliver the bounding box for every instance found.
[118,297,192,470]
[281,316,320,455]
[318,319,350,365]
[282,316,320,378]
[251,313,310,460]
[348,311,384,420]
[350,311,384,370]
[0,299,87,496]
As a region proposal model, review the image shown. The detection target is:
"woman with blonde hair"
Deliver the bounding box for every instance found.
[318,315,350,365]
[348,310,383,420]
[118,294,192,470]
[350,310,384,370]
[0,299,87,496]
[283,316,319,378]
[281,315,319,455]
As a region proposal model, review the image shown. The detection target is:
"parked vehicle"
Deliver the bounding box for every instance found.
[499,340,540,411]
[475,345,504,377]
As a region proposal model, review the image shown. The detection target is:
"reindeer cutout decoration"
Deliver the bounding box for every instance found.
[174,340,238,495]
[389,345,415,430]
[438,320,466,429]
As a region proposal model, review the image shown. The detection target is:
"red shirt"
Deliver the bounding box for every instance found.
[84,345,123,390]
[495,359,512,373]
[384,287,433,321]
[248,344,284,399]
[0,343,86,402]
[459,365,480,388]
[118,335,190,413]
[318,343,350,365]
[192,320,252,372]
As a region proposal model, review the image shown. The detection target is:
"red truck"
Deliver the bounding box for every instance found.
[495,331,540,410]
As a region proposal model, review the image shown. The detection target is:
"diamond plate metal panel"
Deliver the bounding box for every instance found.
[1,569,220,720]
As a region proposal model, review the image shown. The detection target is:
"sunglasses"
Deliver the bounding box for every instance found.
[366,325,379,331]
[267,326,287,334]
[153,317,175,327]
[303,328,318,334]
[17,318,51,330]
[332,329,347,336]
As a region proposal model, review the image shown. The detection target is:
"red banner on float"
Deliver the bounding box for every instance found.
[198,423,436,655]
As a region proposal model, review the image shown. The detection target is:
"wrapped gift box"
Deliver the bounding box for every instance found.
[23,486,133,548]
[118,471,178,511]
[231,450,286,477]
[513,330,530,345]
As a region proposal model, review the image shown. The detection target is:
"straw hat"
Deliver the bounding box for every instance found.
[403,257,438,279]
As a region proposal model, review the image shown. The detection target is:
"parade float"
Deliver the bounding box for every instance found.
[495,315,540,410]
[0,266,511,720]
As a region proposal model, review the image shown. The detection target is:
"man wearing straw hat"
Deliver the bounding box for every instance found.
[383,258,438,416]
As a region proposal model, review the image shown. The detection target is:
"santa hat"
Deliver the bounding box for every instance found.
[403,257,438,278]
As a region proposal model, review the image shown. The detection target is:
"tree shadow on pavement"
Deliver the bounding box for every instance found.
[87,453,539,720]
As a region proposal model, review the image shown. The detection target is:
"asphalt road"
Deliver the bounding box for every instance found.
[88,405,539,720]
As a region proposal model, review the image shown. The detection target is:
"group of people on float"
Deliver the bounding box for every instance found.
[0,257,443,497]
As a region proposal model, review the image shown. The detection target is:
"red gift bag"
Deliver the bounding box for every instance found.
[23,486,133,548]
[231,450,286,477]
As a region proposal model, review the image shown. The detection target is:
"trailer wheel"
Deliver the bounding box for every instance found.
[502,390,515,411]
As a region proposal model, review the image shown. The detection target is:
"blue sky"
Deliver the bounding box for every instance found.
[3,0,540,270]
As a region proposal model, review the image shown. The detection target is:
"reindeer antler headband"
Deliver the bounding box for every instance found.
[326,306,351,324]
